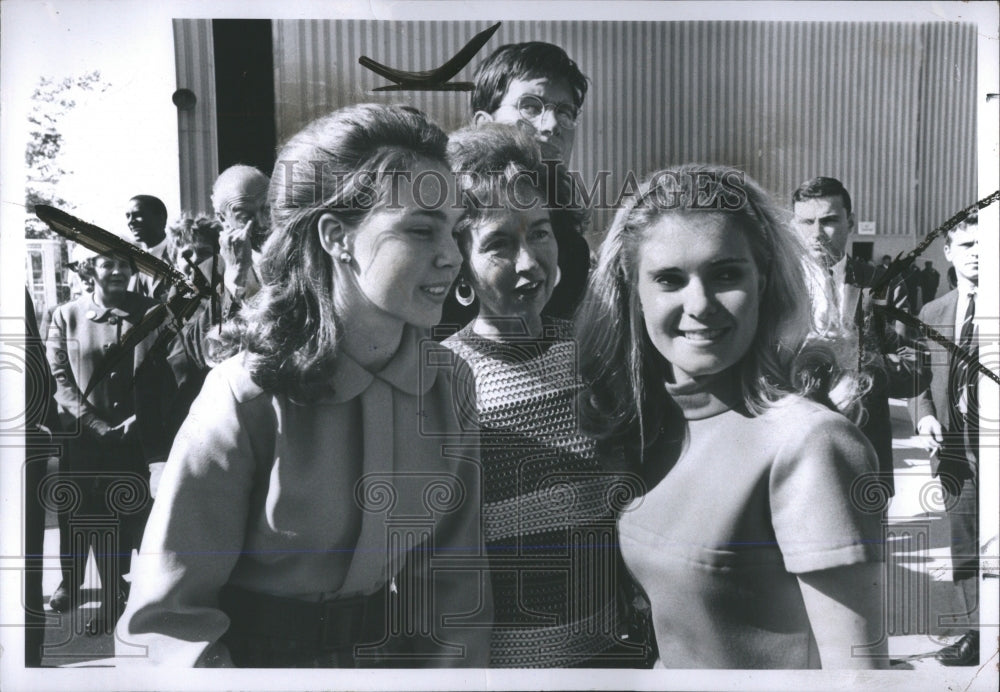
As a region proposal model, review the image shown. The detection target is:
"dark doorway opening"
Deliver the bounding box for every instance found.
[851,241,874,262]
[212,19,277,181]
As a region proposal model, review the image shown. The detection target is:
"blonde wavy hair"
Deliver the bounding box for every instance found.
[577,164,867,454]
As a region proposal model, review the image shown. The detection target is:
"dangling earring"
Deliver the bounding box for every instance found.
[338,251,353,264]
[554,266,562,287]
[455,277,476,306]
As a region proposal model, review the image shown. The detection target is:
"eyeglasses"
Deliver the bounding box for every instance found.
[503,94,579,130]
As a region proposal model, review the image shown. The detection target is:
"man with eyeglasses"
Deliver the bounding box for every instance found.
[471,42,586,164]
[468,42,591,321]
[463,42,652,667]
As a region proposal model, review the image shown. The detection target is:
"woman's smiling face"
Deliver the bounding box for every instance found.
[636,212,762,385]
[334,159,464,330]
[461,188,559,335]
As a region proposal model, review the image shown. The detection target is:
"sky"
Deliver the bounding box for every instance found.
[3,1,181,233]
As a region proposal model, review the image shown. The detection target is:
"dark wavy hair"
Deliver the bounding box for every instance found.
[471,42,588,115]
[447,122,587,244]
[218,103,450,401]
[577,164,860,456]
[438,123,588,328]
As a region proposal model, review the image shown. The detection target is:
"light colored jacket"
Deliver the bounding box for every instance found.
[116,326,492,666]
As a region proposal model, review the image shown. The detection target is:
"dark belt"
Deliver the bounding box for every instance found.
[219,583,387,652]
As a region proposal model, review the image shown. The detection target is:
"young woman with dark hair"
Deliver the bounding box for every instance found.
[117,104,491,668]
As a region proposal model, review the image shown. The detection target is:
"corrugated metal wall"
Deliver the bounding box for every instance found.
[916,22,978,236]
[270,20,977,242]
[173,19,219,216]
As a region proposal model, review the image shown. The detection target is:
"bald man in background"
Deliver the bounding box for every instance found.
[212,165,271,310]
[138,166,272,498]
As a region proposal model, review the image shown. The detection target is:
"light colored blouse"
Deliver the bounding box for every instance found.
[618,376,884,669]
[116,326,492,666]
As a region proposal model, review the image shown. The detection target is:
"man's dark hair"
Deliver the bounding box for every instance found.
[471,42,588,115]
[130,194,168,219]
[791,176,852,215]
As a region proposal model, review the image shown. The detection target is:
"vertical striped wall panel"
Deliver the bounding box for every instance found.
[270,20,976,243]
[916,22,978,235]
[173,19,218,216]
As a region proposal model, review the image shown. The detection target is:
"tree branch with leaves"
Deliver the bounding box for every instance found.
[24,70,110,239]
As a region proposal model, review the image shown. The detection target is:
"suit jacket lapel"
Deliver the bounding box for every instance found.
[929,291,959,338]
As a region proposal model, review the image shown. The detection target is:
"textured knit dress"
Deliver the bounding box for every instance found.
[443,317,636,667]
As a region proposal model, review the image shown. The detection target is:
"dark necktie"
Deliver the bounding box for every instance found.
[948,292,978,458]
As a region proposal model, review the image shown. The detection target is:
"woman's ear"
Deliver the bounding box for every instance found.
[473,111,495,126]
[317,212,347,257]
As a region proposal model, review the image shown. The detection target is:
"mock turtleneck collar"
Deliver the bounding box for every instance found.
[663,368,743,421]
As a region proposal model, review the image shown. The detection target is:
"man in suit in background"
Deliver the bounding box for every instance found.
[792,176,916,498]
[873,254,892,285]
[921,260,941,303]
[125,194,170,301]
[24,289,61,665]
[903,262,924,314]
[912,212,980,666]
[851,252,875,287]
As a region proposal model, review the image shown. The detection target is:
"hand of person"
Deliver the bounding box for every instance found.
[109,414,138,443]
[147,461,167,498]
[202,324,225,368]
[81,412,114,440]
[220,219,255,297]
[916,415,943,455]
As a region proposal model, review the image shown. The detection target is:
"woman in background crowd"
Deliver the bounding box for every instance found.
[441,123,647,667]
[117,104,491,667]
[46,252,160,635]
[578,164,886,669]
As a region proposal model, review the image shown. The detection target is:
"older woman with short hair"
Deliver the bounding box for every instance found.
[441,123,645,668]
[46,252,161,635]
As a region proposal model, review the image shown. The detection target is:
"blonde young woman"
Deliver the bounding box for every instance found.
[578,164,887,669]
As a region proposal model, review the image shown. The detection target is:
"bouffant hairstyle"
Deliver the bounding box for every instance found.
[221,104,450,401]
